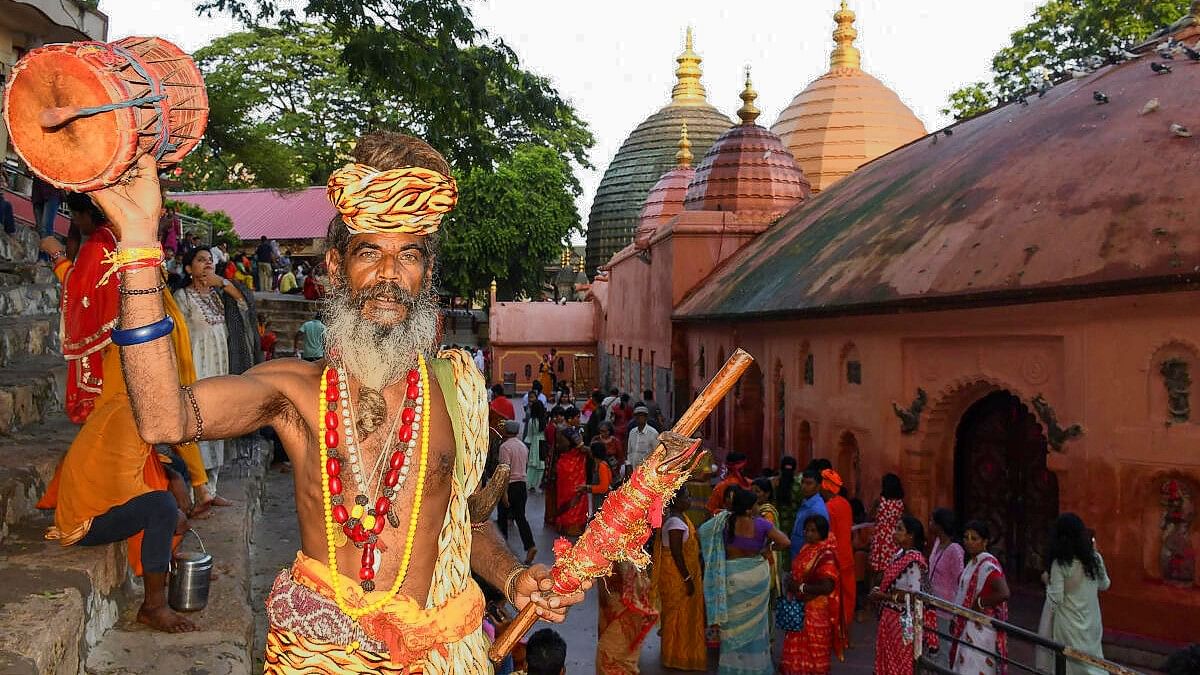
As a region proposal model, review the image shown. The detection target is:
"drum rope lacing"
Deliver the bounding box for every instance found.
[64,45,179,161]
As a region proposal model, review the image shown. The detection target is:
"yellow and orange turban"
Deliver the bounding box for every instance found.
[821,468,844,494]
[326,163,458,235]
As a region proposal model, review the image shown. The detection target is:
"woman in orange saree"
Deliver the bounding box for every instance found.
[596,561,660,673]
[781,514,844,675]
[650,492,708,671]
[554,428,588,536]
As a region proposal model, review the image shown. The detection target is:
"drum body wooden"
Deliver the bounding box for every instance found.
[2,36,207,192]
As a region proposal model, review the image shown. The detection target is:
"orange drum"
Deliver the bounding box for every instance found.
[2,36,207,192]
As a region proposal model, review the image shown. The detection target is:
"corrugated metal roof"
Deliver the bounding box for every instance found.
[675,52,1200,321]
[170,187,333,240]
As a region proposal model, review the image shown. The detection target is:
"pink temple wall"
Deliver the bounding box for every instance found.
[597,211,768,401]
[680,290,1200,643]
[488,301,597,392]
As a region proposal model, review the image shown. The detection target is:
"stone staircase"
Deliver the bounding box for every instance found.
[0,226,262,674]
[0,226,127,675]
[256,292,320,354]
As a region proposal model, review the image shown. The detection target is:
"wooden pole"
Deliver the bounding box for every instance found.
[488,348,754,662]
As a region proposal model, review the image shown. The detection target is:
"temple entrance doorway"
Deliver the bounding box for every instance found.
[953,390,1059,583]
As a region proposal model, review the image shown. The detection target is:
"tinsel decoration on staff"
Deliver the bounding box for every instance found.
[489,348,755,662]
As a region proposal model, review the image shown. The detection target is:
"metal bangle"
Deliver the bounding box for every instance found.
[111,315,174,346]
[503,564,529,605]
[181,385,204,444]
[119,282,166,296]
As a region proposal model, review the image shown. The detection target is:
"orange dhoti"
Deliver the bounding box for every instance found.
[264,553,487,674]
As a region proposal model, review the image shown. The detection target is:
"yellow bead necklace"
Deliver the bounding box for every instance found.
[319,354,431,620]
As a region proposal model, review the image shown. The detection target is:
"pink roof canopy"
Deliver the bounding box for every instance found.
[170,186,334,241]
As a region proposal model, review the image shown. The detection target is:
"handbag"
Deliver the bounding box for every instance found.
[776,594,807,632]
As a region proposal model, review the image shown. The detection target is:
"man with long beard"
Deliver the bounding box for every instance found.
[91,133,588,673]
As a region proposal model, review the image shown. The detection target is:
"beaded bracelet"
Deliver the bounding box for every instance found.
[118,281,166,296]
[182,385,204,444]
[111,315,174,346]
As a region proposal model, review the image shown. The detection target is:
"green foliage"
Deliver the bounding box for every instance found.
[165,199,240,247]
[437,146,581,301]
[945,0,1191,119]
[178,23,409,190]
[193,0,594,170]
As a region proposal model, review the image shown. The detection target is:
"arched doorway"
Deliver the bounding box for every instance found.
[954,390,1059,582]
[836,431,862,498]
[733,360,765,474]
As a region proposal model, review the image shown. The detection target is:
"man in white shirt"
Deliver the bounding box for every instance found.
[210,241,228,267]
[600,387,619,418]
[496,420,537,564]
[625,405,659,474]
[472,347,486,374]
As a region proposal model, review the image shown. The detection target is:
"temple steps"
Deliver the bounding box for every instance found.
[0,515,129,675]
[0,354,67,435]
[0,315,59,369]
[0,417,77,547]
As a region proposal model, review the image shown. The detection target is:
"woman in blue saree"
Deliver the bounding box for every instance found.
[700,487,791,674]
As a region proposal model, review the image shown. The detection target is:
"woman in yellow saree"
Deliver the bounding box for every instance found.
[651,491,708,671]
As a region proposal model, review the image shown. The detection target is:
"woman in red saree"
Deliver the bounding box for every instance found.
[872,515,939,675]
[596,560,659,673]
[554,427,589,536]
[781,514,843,675]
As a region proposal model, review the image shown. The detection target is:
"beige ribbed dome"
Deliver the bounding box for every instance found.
[771,1,926,193]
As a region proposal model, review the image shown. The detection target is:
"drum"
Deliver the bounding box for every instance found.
[2,36,207,192]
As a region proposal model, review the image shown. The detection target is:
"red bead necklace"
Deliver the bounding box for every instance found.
[322,365,423,590]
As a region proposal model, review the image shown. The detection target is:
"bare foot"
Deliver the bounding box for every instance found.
[524,547,538,565]
[210,496,234,507]
[137,604,198,633]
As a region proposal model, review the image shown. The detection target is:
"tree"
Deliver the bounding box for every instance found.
[194,0,594,170]
[437,145,580,301]
[178,23,410,190]
[945,0,1190,119]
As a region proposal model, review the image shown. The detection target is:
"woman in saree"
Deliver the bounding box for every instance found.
[872,515,939,675]
[752,477,783,597]
[699,487,790,674]
[596,560,660,674]
[523,399,547,494]
[951,520,1011,675]
[780,514,842,675]
[651,491,707,671]
[553,428,589,536]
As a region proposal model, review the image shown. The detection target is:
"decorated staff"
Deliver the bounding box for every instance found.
[489,348,755,661]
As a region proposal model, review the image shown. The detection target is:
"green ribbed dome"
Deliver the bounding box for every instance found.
[584,30,733,275]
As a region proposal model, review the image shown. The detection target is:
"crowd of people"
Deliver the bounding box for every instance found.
[483,373,1126,675]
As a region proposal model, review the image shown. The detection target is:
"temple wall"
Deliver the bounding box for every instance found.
[680,289,1200,642]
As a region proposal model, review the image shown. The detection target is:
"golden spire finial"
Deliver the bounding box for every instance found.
[737,66,760,125]
[830,0,861,70]
[671,26,708,106]
[676,122,693,168]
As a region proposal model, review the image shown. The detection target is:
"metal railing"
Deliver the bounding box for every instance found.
[894,589,1143,675]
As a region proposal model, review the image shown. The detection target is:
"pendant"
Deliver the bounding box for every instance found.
[334,528,348,548]
[372,549,383,576]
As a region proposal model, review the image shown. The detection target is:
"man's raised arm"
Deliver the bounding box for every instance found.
[93,155,288,445]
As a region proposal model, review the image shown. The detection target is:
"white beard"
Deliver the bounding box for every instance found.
[322,276,440,434]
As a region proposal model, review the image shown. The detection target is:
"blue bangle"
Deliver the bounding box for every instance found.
[111,316,175,347]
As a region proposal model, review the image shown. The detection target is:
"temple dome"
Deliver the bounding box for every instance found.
[684,70,810,216]
[583,29,733,273]
[771,1,926,193]
[634,123,697,248]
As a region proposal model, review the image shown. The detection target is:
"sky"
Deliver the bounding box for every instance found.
[102,0,1046,224]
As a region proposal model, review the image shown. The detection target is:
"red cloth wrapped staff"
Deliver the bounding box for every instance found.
[489,348,755,662]
[3,36,208,192]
